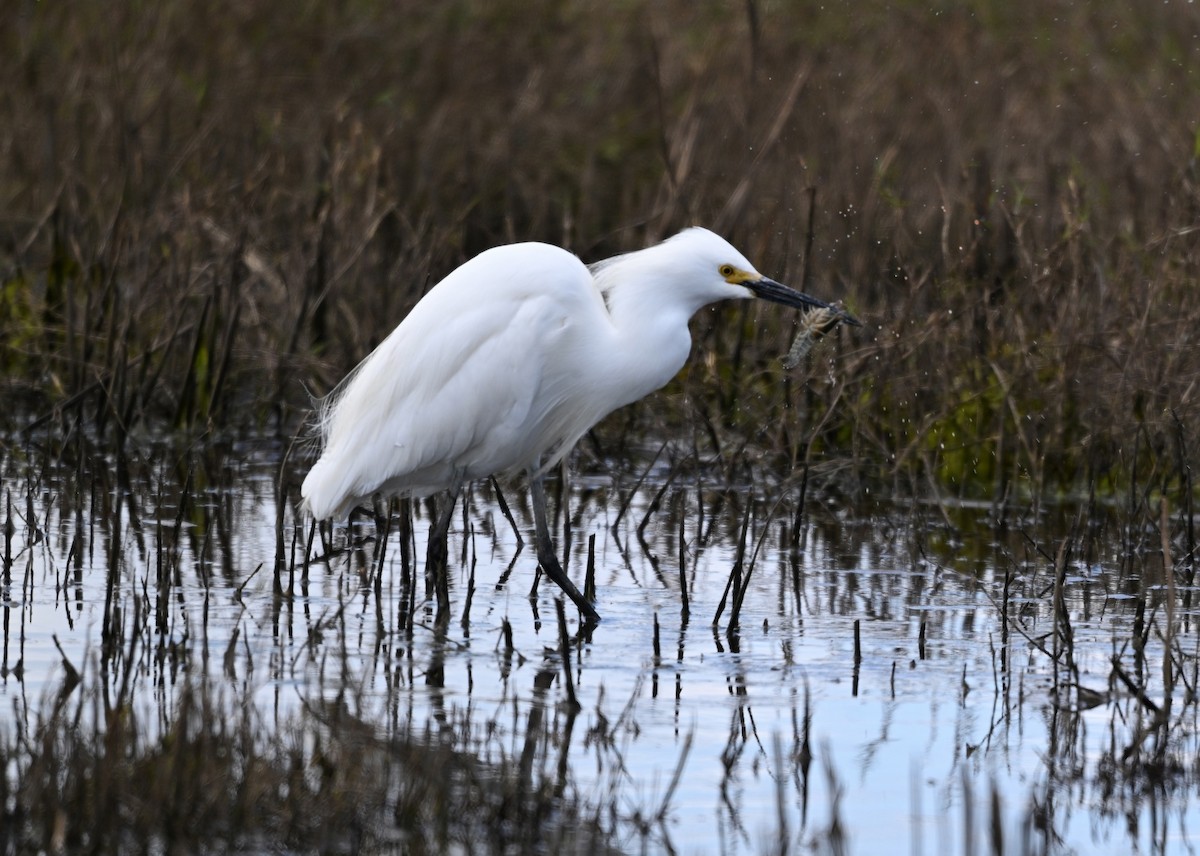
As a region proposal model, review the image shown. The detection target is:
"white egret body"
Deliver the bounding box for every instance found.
[302,227,857,621]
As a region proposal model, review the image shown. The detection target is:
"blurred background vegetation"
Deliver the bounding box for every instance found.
[2,0,1198,502]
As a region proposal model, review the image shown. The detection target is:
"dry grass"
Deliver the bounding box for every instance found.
[2,0,1199,491]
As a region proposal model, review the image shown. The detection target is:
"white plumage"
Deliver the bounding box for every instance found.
[301,227,857,620]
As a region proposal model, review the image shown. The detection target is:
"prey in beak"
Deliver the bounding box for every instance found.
[746,276,861,327]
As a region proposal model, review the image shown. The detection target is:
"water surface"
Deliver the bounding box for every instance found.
[1,434,1193,854]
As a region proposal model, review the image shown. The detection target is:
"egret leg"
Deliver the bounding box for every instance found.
[529,472,601,624]
[425,487,459,618]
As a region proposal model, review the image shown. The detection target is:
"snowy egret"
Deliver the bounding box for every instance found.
[302,227,858,622]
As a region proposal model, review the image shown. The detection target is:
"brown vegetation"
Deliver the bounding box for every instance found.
[3,0,1199,502]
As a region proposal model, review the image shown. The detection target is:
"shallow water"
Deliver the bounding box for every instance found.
[1,432,1196,854]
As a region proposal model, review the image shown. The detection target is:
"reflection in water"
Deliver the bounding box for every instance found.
[1,431,1197,853]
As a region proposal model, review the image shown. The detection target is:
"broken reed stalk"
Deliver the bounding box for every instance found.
[1171,410,1196,600]
[789,463,809,551]
[555,598,579,711]
[405,522,418,633]
[274,470,287,596]
[1160,497,1176,721]
[733,491,792,624]
[1000,563,1011,673]
[3,491,12,588]
[373,499,393,596]
[584,533,596,603]
[637,477,670,545]
[712,497,753,629]
[559,461,571,570]
[101,479,122,661]
[302,518,315,588]
[1110,657,1161,717]
[461,525,476,630]
[395,498,414,632]
[460,497,470,566]
[154,496,169,639]
[426,491,456,621]
[1051,538,1069,701]
[637,457,683,546]
[678,499,690,620]
[490,476,524,550]
[611,441,666,533]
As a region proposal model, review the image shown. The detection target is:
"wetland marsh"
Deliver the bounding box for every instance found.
[2,433,1197,853]
[3,1,1200,852]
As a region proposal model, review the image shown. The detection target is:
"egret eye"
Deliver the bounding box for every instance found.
[719,264,736,279]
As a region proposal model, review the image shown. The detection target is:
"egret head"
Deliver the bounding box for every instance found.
[658,227,861,324]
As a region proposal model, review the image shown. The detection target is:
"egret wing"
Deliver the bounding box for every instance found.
[302,244,607,518]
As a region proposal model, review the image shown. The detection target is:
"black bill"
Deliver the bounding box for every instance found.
[748,277,862,326]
